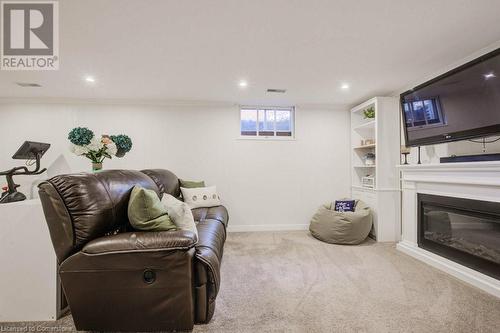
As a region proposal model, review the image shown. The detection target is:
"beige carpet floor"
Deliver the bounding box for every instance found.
[2,231,499,332]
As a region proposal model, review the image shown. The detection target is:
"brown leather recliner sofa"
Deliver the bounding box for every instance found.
[38,169,228,332]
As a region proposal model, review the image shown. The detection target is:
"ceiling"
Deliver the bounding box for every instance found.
[1,0,500,106]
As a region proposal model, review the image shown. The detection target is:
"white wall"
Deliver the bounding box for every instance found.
[0,101,350,231]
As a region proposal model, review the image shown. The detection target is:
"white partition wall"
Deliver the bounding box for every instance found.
[0,200,58,321]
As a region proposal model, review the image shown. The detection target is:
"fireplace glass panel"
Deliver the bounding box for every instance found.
[423,206,500,264]
[418,194,500,279]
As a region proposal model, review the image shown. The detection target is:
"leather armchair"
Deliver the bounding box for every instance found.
[38,169,228,332]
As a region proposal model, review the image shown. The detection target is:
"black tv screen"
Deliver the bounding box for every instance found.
[401,48,500,147]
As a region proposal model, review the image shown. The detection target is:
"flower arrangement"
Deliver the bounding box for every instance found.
[363,106,375,119]
[68,127,133,171]
[110,134,133,157]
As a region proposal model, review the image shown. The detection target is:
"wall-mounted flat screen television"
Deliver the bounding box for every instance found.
[401,48,500,147]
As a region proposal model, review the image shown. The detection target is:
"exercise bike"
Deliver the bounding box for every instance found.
[0,141,50,204]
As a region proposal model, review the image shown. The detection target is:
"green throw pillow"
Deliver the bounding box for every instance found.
[179,179,206,188]
[128,186,177,231]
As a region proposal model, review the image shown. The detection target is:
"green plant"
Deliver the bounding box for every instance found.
[363,106,375,119]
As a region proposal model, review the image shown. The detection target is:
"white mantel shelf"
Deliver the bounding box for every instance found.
[397,162,500,187]
[397,161,500,298]
[397,161,500,171]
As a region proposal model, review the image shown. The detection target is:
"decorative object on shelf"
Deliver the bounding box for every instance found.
[358,139,375,148]
[361,176,375,189]
[68,127,133,172]
[401,145,411,165]
[363,152,376,166]
[363,106,375,119]
[0,141,50,204]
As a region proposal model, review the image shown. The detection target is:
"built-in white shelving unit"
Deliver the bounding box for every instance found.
[350,97,401,242]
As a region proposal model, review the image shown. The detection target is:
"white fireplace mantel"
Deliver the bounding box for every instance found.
[396,161,500,298]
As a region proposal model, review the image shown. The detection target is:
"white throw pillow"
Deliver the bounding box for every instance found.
[181,186,221,209]
[161,193,198,240]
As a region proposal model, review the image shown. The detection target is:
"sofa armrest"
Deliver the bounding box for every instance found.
[60,230,197,331]
[82,230,197,255]
[191,205,229,228]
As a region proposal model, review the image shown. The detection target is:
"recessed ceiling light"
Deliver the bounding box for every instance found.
[340,83,350,90]
[85,76,96,83]
[238,80,248,88]
[267,88,286,93]
[16,82,41,87]
[484,72,496,79]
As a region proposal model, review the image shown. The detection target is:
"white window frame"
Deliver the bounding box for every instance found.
[238,106,295,140]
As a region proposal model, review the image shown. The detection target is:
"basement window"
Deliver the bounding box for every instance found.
[240,106,294,138]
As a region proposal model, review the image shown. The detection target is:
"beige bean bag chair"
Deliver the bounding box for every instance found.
[309,200,372,245]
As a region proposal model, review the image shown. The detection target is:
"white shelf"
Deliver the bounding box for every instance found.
[351,185,376,192]
[353,144,376,150]
[350,97,401,242]
[353,120,375,131]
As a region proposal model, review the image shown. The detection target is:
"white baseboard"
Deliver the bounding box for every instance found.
[396,240,500,298]
[227,224,309,233]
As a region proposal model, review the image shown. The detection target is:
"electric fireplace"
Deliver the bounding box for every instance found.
[418,194,500,280]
